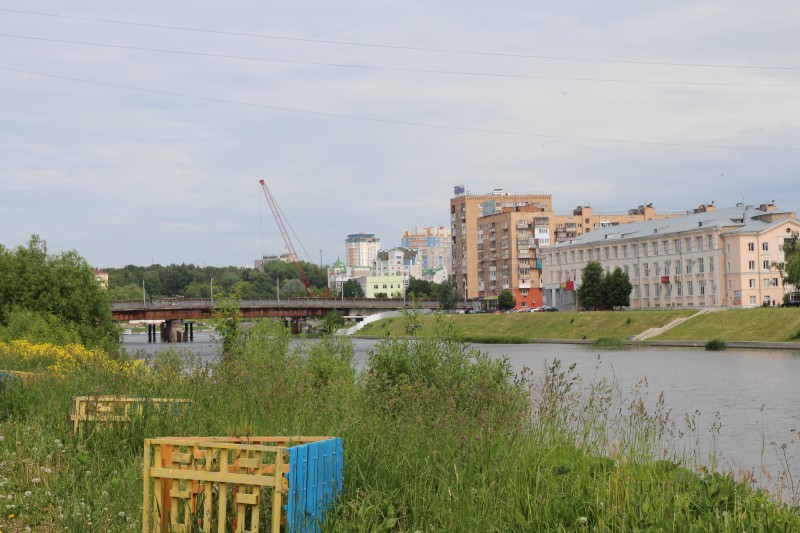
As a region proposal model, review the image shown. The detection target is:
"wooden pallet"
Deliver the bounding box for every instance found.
[142,436,343,533]
[69,395,192,435]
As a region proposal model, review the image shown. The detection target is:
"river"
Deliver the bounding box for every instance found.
[123,332,800,489]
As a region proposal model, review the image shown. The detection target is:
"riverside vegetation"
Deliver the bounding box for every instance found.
[2,314,800,532]
[359,307,800,344]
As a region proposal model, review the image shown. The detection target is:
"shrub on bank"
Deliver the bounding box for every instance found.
[705,339,728,351]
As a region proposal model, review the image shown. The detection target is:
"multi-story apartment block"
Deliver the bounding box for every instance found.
[551,204,679,241]
[401,226,452,276]
[477,204,551,309]
[345,233,380,268]
[451,185,681,308]
[374,247,422,279]
[544,203,800,310]
[451,188,552,300]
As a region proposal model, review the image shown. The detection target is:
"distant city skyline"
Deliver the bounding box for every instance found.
[2,2,798,268]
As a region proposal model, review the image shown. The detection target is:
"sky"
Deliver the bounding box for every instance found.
[2,1,799,268]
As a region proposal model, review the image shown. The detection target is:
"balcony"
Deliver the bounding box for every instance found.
[519,280,531,289]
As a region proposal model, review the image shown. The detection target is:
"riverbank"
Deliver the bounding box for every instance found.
[357,307,800,346]
[3,327,799,531]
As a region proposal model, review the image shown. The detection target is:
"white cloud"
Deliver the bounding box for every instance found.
[1,1,798,267]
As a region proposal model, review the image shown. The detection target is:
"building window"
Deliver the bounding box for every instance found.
[762,242,769,251]
[687,281,694,296]
[750,296,757,306]
[653,242,659,255]
[763,279,771,288]
[675,260,681,275]
[748,260,756,270]
[763,260,770,270]
[699,280,706,295]
[748,242,755,252]
[696,236,703,252]
[749,279,756,288]
[644,284,650,297]
[773,278,779,286]
[686,261,693,274]
[684,238,692,252]
[654,262,660,276]
[698,258,704,273]
[677,282,682,296]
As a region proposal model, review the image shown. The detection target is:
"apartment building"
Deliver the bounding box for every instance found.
[451,188,552,300]
[476,204,550,309]
[401,226,452,276]
[552,204,679,240]
[544,203,800,310]
[451,185,681,308]
[374,247,422,279]
[345,233,380,268]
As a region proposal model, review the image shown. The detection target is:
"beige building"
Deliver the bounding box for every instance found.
[451,185,681,308]
[345,233,380,268]
[451,188,552,300]
[401,226,452,276]
[544,203,800,310]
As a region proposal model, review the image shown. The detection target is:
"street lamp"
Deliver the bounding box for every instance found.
[142,279,146,306]
[210,278,214,305]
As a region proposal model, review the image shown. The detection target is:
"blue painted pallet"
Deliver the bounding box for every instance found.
[286,438,343,533]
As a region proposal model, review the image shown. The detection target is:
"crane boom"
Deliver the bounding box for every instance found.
[259,179,314,297]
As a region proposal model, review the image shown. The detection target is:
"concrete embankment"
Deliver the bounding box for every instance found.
[525,338,800,351]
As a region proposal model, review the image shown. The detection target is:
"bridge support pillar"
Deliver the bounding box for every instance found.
[148,324,157,343]
[183,321,194,342]
[162,319,184,343]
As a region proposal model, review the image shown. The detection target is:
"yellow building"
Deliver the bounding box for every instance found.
[544,203,800,309]
[359,275,408,299]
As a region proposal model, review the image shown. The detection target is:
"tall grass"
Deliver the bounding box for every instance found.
[0,321,798,531]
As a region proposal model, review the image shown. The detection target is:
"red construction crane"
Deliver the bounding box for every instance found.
[259,179,315,297]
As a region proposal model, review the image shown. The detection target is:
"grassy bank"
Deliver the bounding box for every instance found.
[359,309,696,341]
[1,324,799,531]
[654,308,800,342]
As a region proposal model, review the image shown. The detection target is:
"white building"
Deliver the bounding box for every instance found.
[373,247,422,279]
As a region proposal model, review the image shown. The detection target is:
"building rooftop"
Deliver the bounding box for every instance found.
[552,204,796,248]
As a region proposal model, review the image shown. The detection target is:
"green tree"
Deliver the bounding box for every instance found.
[436,279,457,310]
[343,279,365,298]
[406,277,433,298]
[498,289,516,311]
[577,261,604,310]
[0,235,119,352]
[603,266,633,309]
[215,287,243,361]
[319,310,344,336]
[280,278,307,297]
[775,231,800,295]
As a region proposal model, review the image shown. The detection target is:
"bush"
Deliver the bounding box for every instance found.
[594,337,626,349]
[705,339,728,351]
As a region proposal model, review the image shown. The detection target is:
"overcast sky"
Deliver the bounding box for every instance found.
[2,1,799,268]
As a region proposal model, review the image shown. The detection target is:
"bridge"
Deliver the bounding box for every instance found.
[112,297,448,341]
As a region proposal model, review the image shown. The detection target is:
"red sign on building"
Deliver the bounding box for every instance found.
[660,276,670,283]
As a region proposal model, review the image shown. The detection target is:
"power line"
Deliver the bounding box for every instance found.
[2,7,799,72]
[2,33,797,89]
[2,64,798,152]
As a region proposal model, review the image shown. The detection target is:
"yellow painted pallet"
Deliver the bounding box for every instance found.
[142,436,342,533]
[69,395,192,435]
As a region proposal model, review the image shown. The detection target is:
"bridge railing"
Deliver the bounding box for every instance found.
[112,297,444,311]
